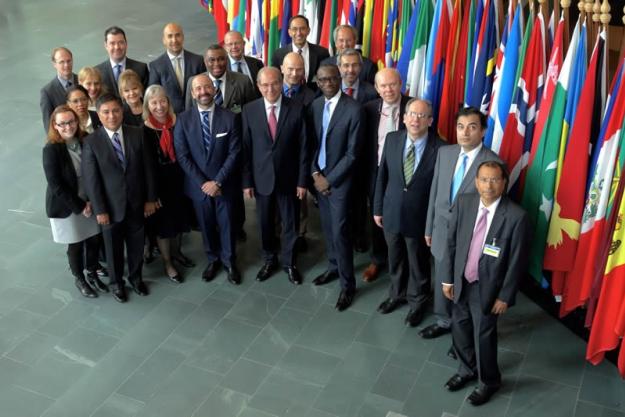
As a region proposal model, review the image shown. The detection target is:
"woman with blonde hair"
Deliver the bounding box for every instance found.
[118,69,144,126]
[78,66,104,111]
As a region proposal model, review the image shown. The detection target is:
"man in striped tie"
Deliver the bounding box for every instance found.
[373,99,443,326]
[441,161,529,406]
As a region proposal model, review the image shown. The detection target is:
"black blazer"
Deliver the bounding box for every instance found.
[185,71,256,113]
[271,43,330,86]
[95,57,149,95]
[230,55,264,85]
[88,111,102,130]
[241,97,308,195]
[352,81,378,105]
[82,125,157,222]
[308,93,362,188]
[321,54,378,84]
[148,50,206,113]
[287,84,317,108]
[40,74,78,131]
[373,129,444,238]
[42,141,87,218]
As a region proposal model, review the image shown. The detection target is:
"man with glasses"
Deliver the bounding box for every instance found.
[422,107,502,348]
[321,24,377,84]
[373,98,443,326]
[224,30,264,90]
[441,161,529,406]
[41,47,78,131]
[309,65,361,311]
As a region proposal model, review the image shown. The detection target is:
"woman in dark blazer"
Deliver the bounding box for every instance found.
[42,105,108,298]
[66,86,101,134]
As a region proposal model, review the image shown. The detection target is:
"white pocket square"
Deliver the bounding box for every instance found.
[215,132,228,138]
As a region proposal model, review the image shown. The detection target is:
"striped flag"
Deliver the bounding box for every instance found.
[250,0,265,58]
[267,0,280,65]
[280,0,293,46]
[423,0,452,123]
[384,0,400,67]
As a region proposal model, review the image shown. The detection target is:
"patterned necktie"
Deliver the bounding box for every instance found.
[111,132,125,168]
[345,87,354,97]
[268,105,278,141]
[297,48,303,55]
[464,207,489,283]
[174,56,184,90]
[213,79,224,107]
[200,111,212,153]
[317,100,332,171]
[451,154,468,202]
[403,143,415,184]
[114,64,122,82]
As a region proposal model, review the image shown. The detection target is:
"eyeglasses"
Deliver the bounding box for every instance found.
[56,120,77,128]
[405,111,431,119]
[478,177,503,184]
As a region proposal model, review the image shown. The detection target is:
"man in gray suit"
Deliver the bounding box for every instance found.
[422,107,502,342]
[40,47,78,131]
[441,161,529,406]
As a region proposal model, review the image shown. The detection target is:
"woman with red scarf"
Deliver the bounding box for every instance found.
[143,85,194,283]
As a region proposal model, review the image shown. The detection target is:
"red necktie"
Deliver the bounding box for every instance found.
[345,87,354,97]
[268,105,278,141]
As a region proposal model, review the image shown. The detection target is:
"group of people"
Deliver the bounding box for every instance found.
[40,15,530,406]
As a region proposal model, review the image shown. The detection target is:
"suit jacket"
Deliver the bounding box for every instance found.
[229,56,264,85]
[309,93,362,189]
[42,141,86,218]
[185,71,256,113]
[425,144,503,259]
[241,97,308,195]
[363,95,411,196]
[271,43,330,86]
[95,57,149,95]
[82,125,157,223]
[350,81,378,105]
[40,74,78,131]
[441,193,530,314]
[287,84,317,108]
[373,130,444,238]
[321,54,378,84]
[174,105,241,201]
[148,50,206,113]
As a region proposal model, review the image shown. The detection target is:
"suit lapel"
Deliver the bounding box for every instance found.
[274,99,290,146]
[223,73,235,108]
[325,94,345,136]
[394,133,409,186]
[484,198,507,246]
[257,100,273,145]
[458,146,486,196]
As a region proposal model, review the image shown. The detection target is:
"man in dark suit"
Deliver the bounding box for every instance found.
[338,48,378,104]
[95,26,149,95]
[148,23,206,114]
[242,67,308,284]
[224,30,264,89]
[82,93,158,302]
[40,47,78,131]
[281,52,316,108]
[309,65,362,311]
[174,74,242,285]
[441,161,529,406]
[271,15,329,89]
[320,25,377,84]
[373,98,444,326]
[361,68,410,283]
[421,107,503,342]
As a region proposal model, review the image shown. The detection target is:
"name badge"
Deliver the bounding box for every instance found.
[483,244,500,258]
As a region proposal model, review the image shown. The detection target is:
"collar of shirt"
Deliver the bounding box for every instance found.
[342,79,359,93]
[456,142,483,172]
[208,72,226,85]
[405,134,427,156]
[167,50,184,61]
[57,75,73,88]
[264,96,282,117]
[110,57,127,70]
[476,196,502,244]
[283,83,300,95]
[103,126,124,152]
[381,100,400,117]
[292,42,309,54]
[197,103,215,127]
[325,89,342,105]
[228,55,245,68]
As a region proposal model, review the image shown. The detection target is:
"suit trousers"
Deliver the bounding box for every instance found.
[101,210,145,289]
[193,196,235,268]
[452,280,501,388]
[432,257,452,328]
[317,187,355,291]
[256,191,299,267]
[384,231,431,309]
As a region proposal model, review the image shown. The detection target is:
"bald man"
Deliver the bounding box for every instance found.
[281,52,316,108]
[148,23,206,113]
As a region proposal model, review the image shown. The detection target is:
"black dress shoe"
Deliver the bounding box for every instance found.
[166,271,184,284]
[173,254,196,268]
[467,385,499,406]
[419,323,451,339]
[202,261,221,282]
[444,373,477,392]
[335,290,355,311]
[86,271,109,293]
[112,287,127,303]
[405,308,425,327]
[227,266,241,285]
[447,346,458,360]
[312,270,339,286]
[75,277,97,298]
[377,298,406,314]
[130,281,149,296]
[285,266,302,285]
[256,261,278,282]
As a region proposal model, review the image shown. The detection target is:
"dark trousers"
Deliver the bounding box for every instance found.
[384,231,431,310]
[232,173,246,234]
[256,191,299,267]
[101,211,145,290]
[452,281,501,388]
[317,186,355,291]
[369,168,387,266]
[432,257,452,328]
[193,196,235,268]
[67,234,101,278]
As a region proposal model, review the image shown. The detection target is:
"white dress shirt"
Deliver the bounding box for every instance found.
[292,43,310,81]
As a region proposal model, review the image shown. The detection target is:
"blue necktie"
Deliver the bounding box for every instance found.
[201,111,212,154]
[114,64,122,82]
[451,154,468,202]
[111,132,125,168]
[213,79,224,107]
[317,100,332,171]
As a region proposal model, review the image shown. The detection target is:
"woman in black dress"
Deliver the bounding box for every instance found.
[142,85,194,282]
[118,69,144,127]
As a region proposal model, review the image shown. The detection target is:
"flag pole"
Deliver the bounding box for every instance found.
[585,0,595,38]
[592,0,601,45]
[600,0,612,75]
[562,0,570,59]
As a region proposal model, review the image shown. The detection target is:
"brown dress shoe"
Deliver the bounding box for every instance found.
[362,263,380,283]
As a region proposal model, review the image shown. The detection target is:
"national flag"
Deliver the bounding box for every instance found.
[319,0,339,53]
[397,0,413,54]
[280,0,293,47]
[205,0,230,42]
[397,0,434,96]
[250,0,265,59]
[267,0,280,65]
[464,0,483,104]
[369,0,390,68]
[302,0,320,43]
[396,0,420,87]
[384,0,400,67]
[361,0,374,57]
[423,0,452,123]
[485,3,523,152]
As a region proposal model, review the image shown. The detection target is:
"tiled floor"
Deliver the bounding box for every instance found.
[1,1,624,416]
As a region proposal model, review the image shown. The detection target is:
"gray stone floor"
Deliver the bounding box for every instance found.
[0,1,624,416]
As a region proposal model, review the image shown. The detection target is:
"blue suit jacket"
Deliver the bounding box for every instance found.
[173,105,241,201]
